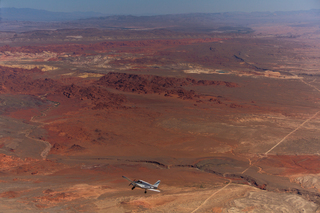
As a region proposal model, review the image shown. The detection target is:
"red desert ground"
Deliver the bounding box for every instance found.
[0,9,319,212]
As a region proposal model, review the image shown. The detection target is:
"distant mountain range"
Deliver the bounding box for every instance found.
[1,7,320,23]
[0,8,106,22]
[0,8,319,33]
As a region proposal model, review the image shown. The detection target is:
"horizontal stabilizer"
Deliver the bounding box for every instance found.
[148,189,161,192]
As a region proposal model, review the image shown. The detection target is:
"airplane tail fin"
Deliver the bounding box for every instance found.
[153,180,161,188]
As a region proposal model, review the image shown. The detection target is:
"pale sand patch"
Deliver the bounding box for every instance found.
[66,35,83,39]
[291,174,320,192]
[0,64,58,71]
[78,73,105,78]
[184,68,300,79]
[62,72,75,76]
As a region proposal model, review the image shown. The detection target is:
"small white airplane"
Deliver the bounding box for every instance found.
[122,176,161,193]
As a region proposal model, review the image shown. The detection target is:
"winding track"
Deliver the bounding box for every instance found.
[190,180,232,213]
[24,129,52,159]
[27,96,59,159]
[264,110,320,155]
[190,77,320,212]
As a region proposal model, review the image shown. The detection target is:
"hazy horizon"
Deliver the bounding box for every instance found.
[2,0,320,15]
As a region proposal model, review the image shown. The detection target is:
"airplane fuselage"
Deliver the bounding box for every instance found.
[123,176,160,193]
[135,180,156,190]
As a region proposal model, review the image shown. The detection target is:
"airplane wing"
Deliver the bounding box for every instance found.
[122,176,134,184]
[148,189,161,192]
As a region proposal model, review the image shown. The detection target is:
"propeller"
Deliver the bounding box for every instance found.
[129,179,137,186]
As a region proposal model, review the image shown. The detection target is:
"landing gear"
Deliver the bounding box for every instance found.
[132,186,136,190]
[144,190,147,194]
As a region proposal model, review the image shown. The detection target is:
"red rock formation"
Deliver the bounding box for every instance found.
[229,103,243,108]
[55,84,127,109]
[165,89,199,100]
[50,143,67,154]
[0,66,60,95]
[0,191,20,199]
[0,66,127,109]
[68,144,85,152]
[0,154,64,175]
[97,72,238,100]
